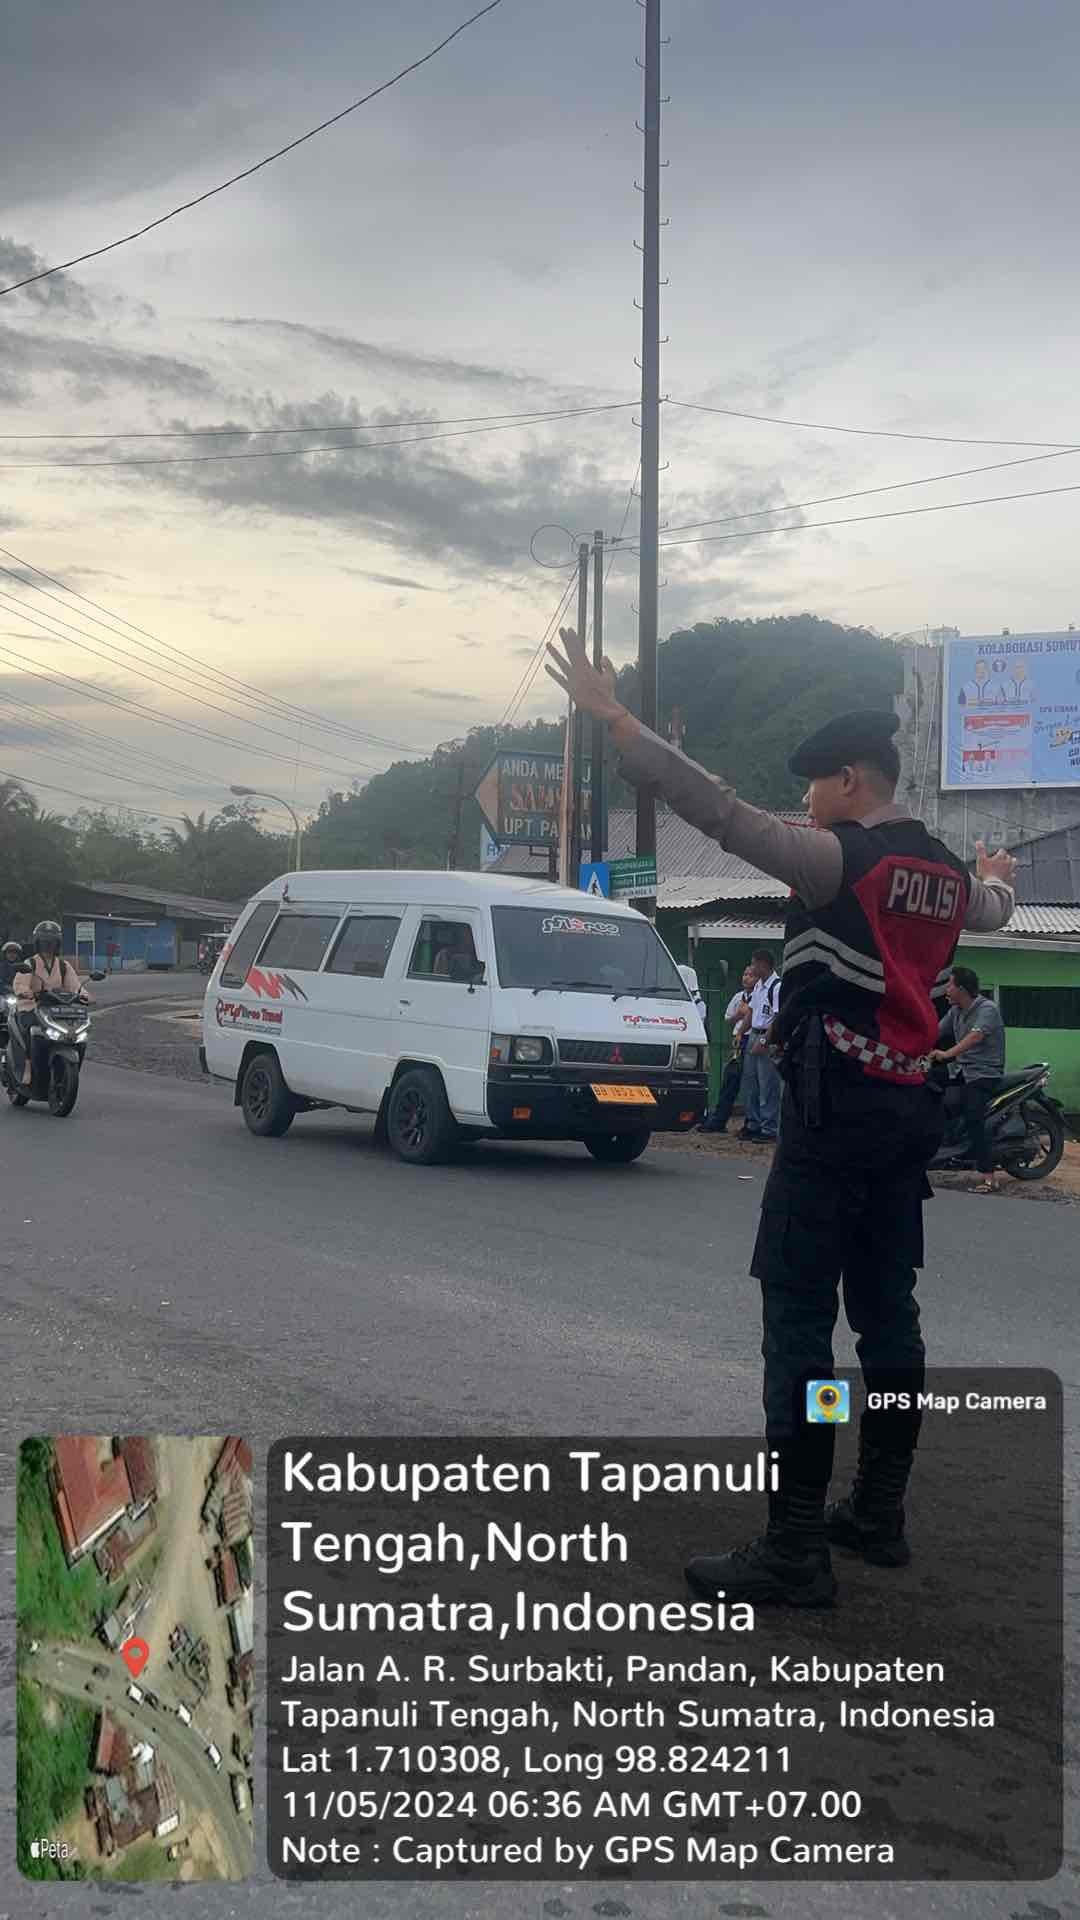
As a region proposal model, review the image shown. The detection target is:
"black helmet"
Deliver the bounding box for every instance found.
[1,939,21,959]
[33,919,62,951]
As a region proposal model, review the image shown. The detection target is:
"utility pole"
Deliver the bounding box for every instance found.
[635,0,663,917]
[570,540,590,881]
[446,761,465,870]
[591,528,606,864]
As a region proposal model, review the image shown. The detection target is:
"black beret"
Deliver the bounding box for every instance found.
[788,709,901,779]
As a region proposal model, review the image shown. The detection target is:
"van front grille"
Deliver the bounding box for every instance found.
[556,1038,670,1067]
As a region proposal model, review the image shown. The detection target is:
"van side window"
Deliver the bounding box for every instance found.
[408,918,480,982]
[220,903,277,986]
[327,915,402,978]
[258,914,341,973]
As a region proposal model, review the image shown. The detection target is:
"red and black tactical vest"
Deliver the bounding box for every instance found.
[774,817,971,1082]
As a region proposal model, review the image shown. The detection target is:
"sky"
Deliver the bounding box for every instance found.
[3,0,1080,832]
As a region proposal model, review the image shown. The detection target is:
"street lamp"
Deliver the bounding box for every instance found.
[229,785,303,871]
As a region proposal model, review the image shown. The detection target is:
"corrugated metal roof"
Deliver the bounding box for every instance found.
[1006,903,1080,934]
[692,905,1080,940]
[658,874,788,909]
[1009,823,1080,906]
[71,881,243,918]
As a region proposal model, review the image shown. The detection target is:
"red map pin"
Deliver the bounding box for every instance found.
[120,1636,150,1679]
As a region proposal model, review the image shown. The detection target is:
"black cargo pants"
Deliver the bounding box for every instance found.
[749,1040,945,1487]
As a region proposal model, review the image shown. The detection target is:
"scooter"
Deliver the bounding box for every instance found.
[1,973,105,1117]
[928,1061,1073,1182]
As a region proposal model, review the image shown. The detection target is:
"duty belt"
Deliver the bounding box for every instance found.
[822,1016,931,1078]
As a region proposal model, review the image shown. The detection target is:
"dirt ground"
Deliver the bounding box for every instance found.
[654,1122,1080,1202]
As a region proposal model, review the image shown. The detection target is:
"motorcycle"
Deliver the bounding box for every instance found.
[1,972,106,1117]
[928,1061,1074,1182]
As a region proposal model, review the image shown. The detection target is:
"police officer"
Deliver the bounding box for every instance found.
[546,629,1017,1608]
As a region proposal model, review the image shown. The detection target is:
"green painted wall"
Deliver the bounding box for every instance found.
[957,943,1080,1111]
[659,910,1080,1110]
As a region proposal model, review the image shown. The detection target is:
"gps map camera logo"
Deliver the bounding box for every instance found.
[806,1379,850,1423]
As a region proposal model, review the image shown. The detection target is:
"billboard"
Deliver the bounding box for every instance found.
[941,632,1080,790]
[475,751,592,847]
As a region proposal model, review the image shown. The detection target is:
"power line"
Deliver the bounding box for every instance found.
[0,0,505,299]
[0,766,190,825]
[638,476,1080,554]
[0,542,422,756]
[0,579,384,775]
[0,407,626,470]
[0,684,320,813]
[0,625,381,784]
[0,400,638,441]
[0,709,238,811]
[498,573,579,731]
[666,396,1080,452]
[614,445,1080,545]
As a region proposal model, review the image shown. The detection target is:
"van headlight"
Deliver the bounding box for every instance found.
[674,1043,705,1070]
[490,1033,553,1066]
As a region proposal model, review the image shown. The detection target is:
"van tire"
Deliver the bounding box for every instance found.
[584,1129,651,1164]
[240,1051,296,1138]
[387,1067,457,1165]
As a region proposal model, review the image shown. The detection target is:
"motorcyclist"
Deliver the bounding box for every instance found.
[11,920,87,1087]
[0,940,25,991]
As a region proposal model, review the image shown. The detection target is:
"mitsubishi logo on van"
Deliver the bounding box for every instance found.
[245,967,308,1003]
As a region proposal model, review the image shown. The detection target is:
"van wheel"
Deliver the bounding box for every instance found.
[585,1129,651,1164]
[240,1052,295,1137]
[387,1067,457,1165]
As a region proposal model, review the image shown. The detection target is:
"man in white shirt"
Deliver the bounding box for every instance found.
[741,948,782,1141]
[700,964,755,1132]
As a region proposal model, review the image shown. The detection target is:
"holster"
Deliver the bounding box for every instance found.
[774,1012,825,1130]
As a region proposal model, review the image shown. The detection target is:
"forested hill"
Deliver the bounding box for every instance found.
[612,614,904,808]
[303,614,903,868]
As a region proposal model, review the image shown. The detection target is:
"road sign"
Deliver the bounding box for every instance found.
[475,751,592,849]
[578,861,611,897]
[608,855,658,899]
[479,826,501,869]
[75,921,95,945]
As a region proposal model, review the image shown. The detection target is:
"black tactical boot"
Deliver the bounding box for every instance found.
[685,1484,837,1609]
[826,1439,913,1566]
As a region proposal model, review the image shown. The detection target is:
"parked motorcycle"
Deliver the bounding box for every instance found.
[1,973,105,1117]
[928,1061,1074,1182]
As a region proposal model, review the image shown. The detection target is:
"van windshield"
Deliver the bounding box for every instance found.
[490,905,688,997]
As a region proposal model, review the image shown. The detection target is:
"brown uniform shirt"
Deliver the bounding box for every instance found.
[609,713,1015,933]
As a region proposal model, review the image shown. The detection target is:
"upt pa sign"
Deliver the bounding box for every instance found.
[475,752,592,847]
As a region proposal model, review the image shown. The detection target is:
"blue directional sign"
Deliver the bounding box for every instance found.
[578,861,611,897]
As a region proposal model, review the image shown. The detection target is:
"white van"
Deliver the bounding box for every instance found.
[201,871,708,1166]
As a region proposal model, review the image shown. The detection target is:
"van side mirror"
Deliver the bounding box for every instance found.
[449,955,486,986]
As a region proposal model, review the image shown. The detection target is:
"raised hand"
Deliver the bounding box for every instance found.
[545,627,626,724]
[975,839,1018,887]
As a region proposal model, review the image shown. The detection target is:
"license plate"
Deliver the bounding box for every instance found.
[591,1083,657,1105]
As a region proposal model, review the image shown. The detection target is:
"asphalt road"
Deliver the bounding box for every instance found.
[26,1642,250,1880]
[1,1065,1076,1920]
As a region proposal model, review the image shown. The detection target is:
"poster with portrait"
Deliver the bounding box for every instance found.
[941,632,1080,789]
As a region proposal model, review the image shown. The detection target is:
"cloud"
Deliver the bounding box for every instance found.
[409,687,481,704]
[218,319,543,394]
[348,570,439,592]
[0,236,96,318]
[0,322,220,407]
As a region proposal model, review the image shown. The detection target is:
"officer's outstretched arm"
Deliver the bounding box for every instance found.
[964,842,1017,932]
[544,626,839,907]
[609,713,844,909]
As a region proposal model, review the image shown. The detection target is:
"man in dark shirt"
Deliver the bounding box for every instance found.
[931,967,1007,1191]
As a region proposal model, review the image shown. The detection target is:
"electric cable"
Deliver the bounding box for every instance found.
[0,1,505,298]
